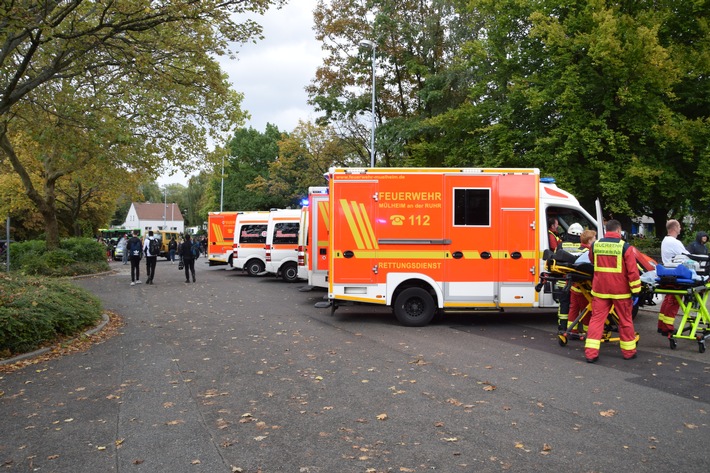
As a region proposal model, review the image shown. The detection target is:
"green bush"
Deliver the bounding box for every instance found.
[8,238,109,276]
[0,273,103,355]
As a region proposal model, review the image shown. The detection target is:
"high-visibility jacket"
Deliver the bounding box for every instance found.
[548,230,561,250]
[589,232,641,299]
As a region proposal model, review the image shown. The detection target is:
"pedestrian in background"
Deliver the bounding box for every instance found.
[127,231,142,286]
[584,219,641,363]
[180,233,196,283]
[143,230,159,285]
[118,234,129,265]
[686,231,708,255]
[168,236,178,264]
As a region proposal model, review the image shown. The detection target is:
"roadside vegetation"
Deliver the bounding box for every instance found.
[0,238,106,358]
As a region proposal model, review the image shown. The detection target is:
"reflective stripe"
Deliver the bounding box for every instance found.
[591,291,632,299]
[620,339,636,350]
[658,313,675,324]
[585,338,601,349]
[593,241,624,273]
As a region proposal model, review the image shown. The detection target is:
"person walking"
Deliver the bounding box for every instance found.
[584,219,642,363]
[168,236,178,264]
[143,230,159,285]
[127,231,143,286]
[658,219,688,334]
[119,234,129,265]
[180,233,196,283]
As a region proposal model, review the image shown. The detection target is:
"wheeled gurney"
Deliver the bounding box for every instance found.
[536,259,641,347]
[652,259,710,353]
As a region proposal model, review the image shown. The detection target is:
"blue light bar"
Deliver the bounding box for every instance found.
[540,177,556,184]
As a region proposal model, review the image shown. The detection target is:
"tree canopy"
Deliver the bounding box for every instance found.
[0,0,282,247]
[307,0,710,237]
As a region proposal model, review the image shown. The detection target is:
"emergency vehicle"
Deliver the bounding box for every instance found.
[298,187,329,288]
[207,211,238,266]
[327,167,600,326]
[264,209,302,282]
[232,211,270,276]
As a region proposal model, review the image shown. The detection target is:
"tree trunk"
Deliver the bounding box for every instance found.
[0,129,61,250]
[650,208,668,241]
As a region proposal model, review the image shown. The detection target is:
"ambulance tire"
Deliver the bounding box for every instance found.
[246,259,265,277]
[394,287,436,327]
[281,262,299,282]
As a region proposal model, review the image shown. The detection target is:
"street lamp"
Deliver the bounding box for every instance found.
[220,154,225,212]
[359,39,376,167]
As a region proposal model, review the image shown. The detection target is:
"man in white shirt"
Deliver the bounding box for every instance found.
[143,230,159,285]
[658,219,687,334]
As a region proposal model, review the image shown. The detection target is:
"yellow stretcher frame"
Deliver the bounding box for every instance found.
[538,260,640,347]
[653,282,710,353]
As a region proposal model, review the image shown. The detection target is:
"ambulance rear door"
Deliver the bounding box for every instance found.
[443,172,499,306]
[330,178,378,285]
[497,173,538,306]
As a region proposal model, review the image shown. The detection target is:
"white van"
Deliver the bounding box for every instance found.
[232,211,270,276]
[264,209,302,282]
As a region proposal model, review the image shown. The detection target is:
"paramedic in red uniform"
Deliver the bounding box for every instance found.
[658,219,687,335]
[548,217,561,251]
[584,220,642,363]
[568,229,597,333]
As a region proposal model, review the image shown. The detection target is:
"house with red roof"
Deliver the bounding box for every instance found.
[122,202,184,233]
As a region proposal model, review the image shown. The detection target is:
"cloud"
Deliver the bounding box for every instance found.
[223,0,323,133]
[159,1,322,186]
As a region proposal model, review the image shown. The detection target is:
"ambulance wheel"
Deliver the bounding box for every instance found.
[246,259,265,276]
[394,288,435,327]
[281,262,299,282]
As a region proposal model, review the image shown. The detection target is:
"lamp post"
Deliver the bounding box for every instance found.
[220,154,225,212]
[359,39,376,167]
[163,186,167,230]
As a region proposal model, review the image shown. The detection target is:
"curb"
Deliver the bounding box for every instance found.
[0,313,111,366]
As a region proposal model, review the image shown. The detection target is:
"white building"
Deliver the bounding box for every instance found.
[122,203,185,234]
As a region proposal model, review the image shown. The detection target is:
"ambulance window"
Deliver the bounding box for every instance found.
[454,188,490,226]
[273,222,299,244]
[240,224,267,244]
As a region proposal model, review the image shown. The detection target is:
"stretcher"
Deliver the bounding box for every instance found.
[536,259,641,347]
[651,277,710,353]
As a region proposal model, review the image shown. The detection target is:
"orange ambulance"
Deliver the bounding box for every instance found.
[327,167,600,326]
[207,211,238,266]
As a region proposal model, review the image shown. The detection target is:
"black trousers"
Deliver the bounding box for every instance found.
[130,256,141,281]
[183,258,195,281]
[145,256,157,281]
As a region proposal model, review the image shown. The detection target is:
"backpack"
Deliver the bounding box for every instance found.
[191,241,200,259]
[149,237,160,256]
[129,237,142,257]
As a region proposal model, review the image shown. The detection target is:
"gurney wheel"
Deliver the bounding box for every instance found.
[558,335,568,346]
[699,342,706,354]
[669,338,677,350]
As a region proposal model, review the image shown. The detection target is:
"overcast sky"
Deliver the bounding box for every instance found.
[160,0,323,186]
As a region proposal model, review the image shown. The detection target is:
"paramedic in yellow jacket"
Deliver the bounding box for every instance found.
[585,220,642,363]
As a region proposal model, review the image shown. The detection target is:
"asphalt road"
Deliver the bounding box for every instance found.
[1,260,708,472]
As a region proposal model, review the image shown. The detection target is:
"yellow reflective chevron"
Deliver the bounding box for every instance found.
[340,199,379,250]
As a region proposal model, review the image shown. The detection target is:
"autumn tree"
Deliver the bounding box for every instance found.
[308,0,470,166]
[216,124,285,211]
[0,0,282,249]
[249,120,357,206]
[420,0,710,236]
